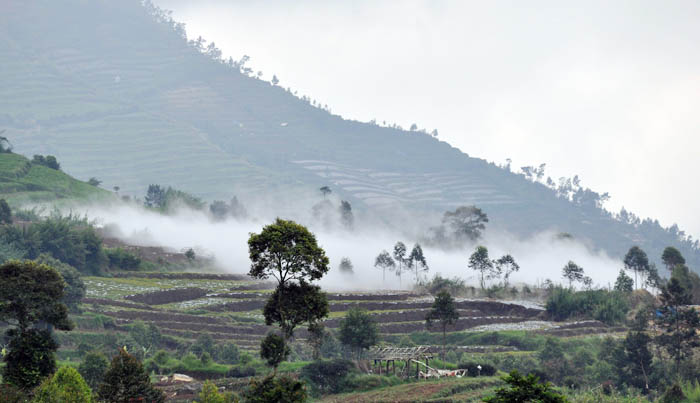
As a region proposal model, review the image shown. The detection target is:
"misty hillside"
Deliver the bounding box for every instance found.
[1,0,698,269]
[0,151,110,206]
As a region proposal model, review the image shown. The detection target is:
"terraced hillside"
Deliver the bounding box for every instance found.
[72,273,622,358]
[0,152,110,206]
[1,0,698,267]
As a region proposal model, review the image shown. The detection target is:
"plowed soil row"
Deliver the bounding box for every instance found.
[111,272,250,281]
[83,298,159,311]
[100,310,227,325]
[322,309,480,327]
[125,287,209,305]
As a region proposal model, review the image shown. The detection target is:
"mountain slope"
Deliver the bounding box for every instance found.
[0,0,698,269]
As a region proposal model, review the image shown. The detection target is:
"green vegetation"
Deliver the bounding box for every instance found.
[98,349,164,403]
[0,152,110,207]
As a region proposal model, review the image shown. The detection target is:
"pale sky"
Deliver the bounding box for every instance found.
[156,0,700,238]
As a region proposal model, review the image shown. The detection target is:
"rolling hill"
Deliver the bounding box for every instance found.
[0,151,110,206]
[0,0,698,269]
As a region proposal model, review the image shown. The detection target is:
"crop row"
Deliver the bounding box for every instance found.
[124,287,209,305]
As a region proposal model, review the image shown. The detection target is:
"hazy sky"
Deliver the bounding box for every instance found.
[157,0,700,238]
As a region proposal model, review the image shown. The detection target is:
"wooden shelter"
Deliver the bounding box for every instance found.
[367,346,435,378]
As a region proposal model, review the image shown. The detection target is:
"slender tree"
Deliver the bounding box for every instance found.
[393,242,408,287]
[561,261,584,289]
[624,246,649,290]
[374,250,395,283]
[494,254,519,288]
[655,277,700,377]
[0,198,11,225]
[468,246,494,290]
[408,244,428,285]
[425,291,460,360]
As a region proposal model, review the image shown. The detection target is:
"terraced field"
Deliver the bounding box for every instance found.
[74,273,622,355]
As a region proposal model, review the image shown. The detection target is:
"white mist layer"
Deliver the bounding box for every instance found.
[77,203,621,291]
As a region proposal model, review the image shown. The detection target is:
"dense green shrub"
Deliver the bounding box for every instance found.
[98,349,164,403]
[226,365,257,378]
[458,362,497,377]
[300,359,354,395]
[546,287,628,325]
[0,214,106,275]
[242,375,307,403]
[341,374,403,392]
[105,248,142,271]
[78,351,109,390]
[33,367,93,403]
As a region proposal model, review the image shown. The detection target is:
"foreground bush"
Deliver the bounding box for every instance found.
[300,359,354,395]
[242,375,307,403]
[484,370,567,403]
[98,349,164,403]
[194,380,238,403]
[33,367,93,403]
[458,362,497,377]
[546,287,628,325]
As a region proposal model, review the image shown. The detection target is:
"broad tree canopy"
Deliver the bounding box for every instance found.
[248,218,329,286]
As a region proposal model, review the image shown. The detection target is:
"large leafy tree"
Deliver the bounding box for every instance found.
[262,282,329,340]
[441,205,489,242]
[654,277,700,376]
[0,260,73,331]
[248,218,329,286]
[2,328,60,390]
[98,348,165,403]
[0,260,73,390]
[33,254,86,313]
[425,291,459,359]
[468,246,494,290]
[338,308,379,359]
[374,250,395,283]
[661,247,685,271]
[624,246,649,290]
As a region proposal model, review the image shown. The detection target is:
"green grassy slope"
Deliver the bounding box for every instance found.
[0,152,111,206]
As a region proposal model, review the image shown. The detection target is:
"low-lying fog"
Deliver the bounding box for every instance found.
[75,201,621,292]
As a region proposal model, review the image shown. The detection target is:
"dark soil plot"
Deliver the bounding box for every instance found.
[377,316,531,334]
[101,310,227,325]
[325,293,425,301]
[205,300,267,312]
[323,309,479,327]
[111,272,250,281]
[83,297,159,311]
[125,287,209,305]
[326,300,541,317]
